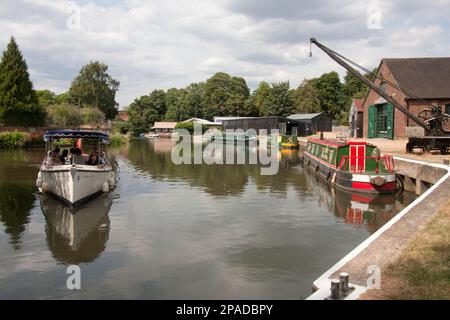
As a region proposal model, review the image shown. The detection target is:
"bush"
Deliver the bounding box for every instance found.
[112,121,130,134]
[0,131,30,148]
[109,132,127,146]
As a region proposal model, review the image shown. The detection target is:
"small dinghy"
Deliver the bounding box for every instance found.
[36,130,116,206]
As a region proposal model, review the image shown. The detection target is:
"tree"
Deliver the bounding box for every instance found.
[203,72,250,119]
[293,79,321,113]
[36,90,56,107]
[251,81,270,114]
[260,81,294,117]
[81,107,105,128]
[0,37,45,126]
[69,61,120,120]
[310,72,346,120]
[342,68,378,101]
[164,88,183,121]
[148,89,166,118]
[180,83,204,119]
[46,104,82,128]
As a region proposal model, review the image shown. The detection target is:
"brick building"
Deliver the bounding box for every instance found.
[362,58,450,139]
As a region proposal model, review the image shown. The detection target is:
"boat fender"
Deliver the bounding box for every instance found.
[102,181,109,193]
[108,178,116,189]
[331,172,337,184]
[36,172,43,188]
[370,176,386,186]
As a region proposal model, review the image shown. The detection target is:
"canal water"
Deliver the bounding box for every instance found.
[0,139,416,299]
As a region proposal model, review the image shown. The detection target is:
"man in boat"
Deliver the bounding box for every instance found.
[59,150,69,164]
[52,147,60,163]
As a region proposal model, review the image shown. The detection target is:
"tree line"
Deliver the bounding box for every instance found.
[127,69,375,134]
[0,36,375,133]
[0,37,120,127]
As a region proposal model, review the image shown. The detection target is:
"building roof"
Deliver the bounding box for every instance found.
[182,118,221,125]
[383,57,450,99]
[287,112,324,120]
[353,99,364,112]
[152,122,177,129]
[213,116,256,123]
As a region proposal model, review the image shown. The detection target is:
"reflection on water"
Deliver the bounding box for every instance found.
[0,183,35,249]
[0,150,40,249]
[0,141,417,299]
[41,193,112,264]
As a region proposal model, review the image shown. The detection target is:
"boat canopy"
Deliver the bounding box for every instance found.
[43,130,110,143]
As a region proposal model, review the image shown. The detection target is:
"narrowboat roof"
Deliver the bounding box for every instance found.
[307,137,375,148]
[43,130,110,142]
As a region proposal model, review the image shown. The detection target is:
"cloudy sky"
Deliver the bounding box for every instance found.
[1,0,449,107]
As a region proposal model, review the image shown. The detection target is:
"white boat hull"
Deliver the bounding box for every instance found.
[38,165,115,206]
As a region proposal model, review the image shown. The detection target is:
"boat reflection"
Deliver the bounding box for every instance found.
[304,168,407,233]
[40,192,112,264]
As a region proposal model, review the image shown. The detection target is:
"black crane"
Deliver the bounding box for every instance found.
[310,38,450,154]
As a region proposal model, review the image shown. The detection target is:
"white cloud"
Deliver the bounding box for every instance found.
[0,0,449,107]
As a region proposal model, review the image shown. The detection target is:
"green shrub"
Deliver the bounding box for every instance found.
[109,132,127,146]
[0,131,30,149]
[113,121,130,134]
[26,134,45,147]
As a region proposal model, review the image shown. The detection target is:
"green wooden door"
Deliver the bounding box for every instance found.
[368,105,376,138]
[386,103,394,139]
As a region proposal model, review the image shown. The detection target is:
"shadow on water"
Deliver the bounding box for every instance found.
[40,192,112,265]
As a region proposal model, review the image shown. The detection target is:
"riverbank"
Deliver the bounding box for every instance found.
[306,150,450,300]
[360,201,450,299]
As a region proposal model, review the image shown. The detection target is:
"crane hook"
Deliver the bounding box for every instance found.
[309,40,313,57]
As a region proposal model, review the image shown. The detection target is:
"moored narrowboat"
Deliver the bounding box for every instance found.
[303,138,397,194]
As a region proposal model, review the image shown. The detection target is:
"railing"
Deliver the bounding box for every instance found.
[338,155,395,174]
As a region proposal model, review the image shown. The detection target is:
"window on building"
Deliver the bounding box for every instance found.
[445,104,450,115]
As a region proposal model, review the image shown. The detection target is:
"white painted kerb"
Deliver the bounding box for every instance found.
[306,157,450,300]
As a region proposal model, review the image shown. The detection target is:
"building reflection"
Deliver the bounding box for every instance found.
[41,193,112,264]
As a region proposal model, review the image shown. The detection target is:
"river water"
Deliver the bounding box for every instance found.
[0,139,416,299]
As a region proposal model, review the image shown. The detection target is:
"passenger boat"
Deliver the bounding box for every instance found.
[303,138,397,194]
[36,130,117,206]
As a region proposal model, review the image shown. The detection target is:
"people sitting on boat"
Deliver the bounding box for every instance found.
[86,151,105,166]
[52,147,60,162]
[99,150,107,164]
[73,148,85,165]
[59,150,69,164]
[70,143,82,157]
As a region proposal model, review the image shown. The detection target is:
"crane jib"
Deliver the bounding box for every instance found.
[309,38,430,132]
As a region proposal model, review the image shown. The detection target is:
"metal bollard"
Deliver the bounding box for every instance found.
[340,272,349,293]
[443,159,449,166]
[330,279,341,300]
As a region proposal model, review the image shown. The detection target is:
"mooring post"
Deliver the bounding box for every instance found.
[330,279,341,300]
[340,272,349,293]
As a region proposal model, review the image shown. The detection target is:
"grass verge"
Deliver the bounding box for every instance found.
[361,201,450,299]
